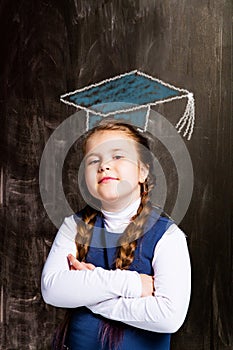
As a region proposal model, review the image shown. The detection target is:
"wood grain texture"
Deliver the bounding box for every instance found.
[0,0,232,349]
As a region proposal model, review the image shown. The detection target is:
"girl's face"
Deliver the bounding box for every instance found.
[84,130,148,212]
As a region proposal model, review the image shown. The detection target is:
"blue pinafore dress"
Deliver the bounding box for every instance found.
[65,208,173,350]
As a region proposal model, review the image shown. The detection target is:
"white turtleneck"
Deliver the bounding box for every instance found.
[41,201,191,334]
[101,197,141,233]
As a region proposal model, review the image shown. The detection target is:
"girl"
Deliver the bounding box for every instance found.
[41,120,191,350]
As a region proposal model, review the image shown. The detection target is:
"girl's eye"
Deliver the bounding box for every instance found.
[113,155,124,160]
[88,159,100,165]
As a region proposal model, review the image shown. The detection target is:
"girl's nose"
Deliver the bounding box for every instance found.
[98,161,110,172]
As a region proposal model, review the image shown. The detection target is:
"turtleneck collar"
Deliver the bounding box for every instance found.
[101,197,141,233]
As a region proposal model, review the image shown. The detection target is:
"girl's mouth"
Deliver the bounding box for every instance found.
[98,177,119,184]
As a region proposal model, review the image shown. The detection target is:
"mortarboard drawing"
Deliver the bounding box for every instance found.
[60,70,195,140]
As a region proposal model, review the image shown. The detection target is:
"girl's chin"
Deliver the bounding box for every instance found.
[89,187,140,210]
[98,195,121,205]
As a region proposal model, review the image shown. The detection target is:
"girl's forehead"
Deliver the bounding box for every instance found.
[85,130,137,153]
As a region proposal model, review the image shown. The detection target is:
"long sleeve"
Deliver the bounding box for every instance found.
[41,216,142,308]
[88,224,191,333]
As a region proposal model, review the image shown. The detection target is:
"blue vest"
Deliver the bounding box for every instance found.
[66,208,173,350]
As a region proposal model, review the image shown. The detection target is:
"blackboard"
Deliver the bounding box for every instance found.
[0,1,232,349]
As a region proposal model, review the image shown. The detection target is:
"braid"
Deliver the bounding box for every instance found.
[75,205,98,261]
[115,184,152,270]
[53,206,99,350]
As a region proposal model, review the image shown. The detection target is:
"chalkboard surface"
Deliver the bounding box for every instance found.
[0,1,232,349]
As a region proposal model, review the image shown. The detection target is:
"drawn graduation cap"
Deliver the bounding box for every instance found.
[61,70,195,140]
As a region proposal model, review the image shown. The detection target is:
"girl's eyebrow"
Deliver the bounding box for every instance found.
[85,152,100,159]
[112,148,126,153]
[86,148,127,159]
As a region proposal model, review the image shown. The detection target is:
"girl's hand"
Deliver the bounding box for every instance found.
[67,254,96,271]
[67,255,154,296]
[140,274,155,297]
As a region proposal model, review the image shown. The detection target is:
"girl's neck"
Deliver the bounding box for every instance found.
[100,190,141,213]
[101,197,141,233]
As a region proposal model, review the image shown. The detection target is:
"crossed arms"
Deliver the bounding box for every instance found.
[41,215,191,333]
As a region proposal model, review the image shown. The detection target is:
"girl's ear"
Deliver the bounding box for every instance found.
[139,162,149,183]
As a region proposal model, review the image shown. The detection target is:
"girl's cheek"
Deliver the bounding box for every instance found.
[84,168,90,180]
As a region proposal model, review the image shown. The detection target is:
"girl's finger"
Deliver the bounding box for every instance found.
[67,254,85,270]
[85,263,96,270]
[67,254,95,270]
